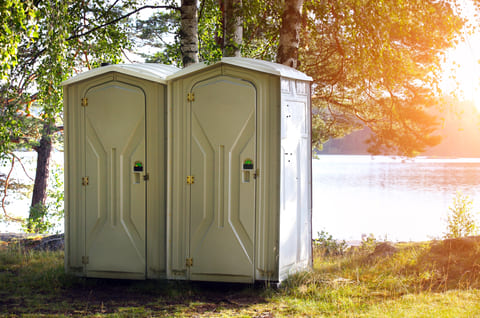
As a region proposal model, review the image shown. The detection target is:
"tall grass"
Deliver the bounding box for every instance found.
[2,238,480,317]
[270,239,480,317]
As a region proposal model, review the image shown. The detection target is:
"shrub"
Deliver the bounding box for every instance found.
[313,230,347,256]
[444,192,478,239]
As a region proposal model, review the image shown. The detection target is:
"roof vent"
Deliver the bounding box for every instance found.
[100,62,111,67]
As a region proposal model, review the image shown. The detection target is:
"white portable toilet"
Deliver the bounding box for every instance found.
[166,57,312,283]
[62,64,178,279]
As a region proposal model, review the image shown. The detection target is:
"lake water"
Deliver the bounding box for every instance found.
[2,153,480,241]
[313,155,480,242]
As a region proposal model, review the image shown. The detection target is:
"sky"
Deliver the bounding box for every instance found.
[440,0,480,110]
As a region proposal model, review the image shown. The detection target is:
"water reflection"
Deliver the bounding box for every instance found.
[313,156,480,242]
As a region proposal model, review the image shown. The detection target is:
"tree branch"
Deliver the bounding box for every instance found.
[1,155,23,223]
[11,153,34,182]
[67,5,180,42]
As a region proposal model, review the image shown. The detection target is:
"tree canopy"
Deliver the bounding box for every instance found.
[133,0,466,156]
[0,0,134,223]
[302,0,464,156]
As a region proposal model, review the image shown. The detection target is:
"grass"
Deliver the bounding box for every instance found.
[2,237,480,317]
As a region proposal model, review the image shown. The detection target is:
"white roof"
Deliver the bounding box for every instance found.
[62,63,179,86]
[168,57,312,81]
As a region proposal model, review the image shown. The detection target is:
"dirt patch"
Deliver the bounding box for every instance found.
[1,278,268,316]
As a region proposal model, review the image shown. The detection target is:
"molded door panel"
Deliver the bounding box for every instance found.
[189,77,256,281]
[84,82,146,276]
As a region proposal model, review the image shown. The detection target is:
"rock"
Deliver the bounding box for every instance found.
[0,233,64,252]
[33,234,64,252]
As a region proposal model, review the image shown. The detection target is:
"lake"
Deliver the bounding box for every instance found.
[313,155,480,242]
[2,153,480,241]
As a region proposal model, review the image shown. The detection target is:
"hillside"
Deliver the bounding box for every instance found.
[321,100,480,157]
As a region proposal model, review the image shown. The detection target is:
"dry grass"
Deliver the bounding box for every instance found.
[2,237,480,317]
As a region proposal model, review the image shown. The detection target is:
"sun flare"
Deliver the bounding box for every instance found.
[444,42,480,110]
[441,2,480,111]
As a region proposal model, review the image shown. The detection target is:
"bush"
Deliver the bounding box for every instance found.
[444,192,478,239]
[313,230,347,256]
[22,162,64,234]
[360,233,378,253]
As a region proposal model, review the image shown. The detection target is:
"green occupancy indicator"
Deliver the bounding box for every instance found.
[243,159,254,170]
[134,161,144,172]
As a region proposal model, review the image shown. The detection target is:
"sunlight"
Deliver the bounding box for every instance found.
[441,0,480,111]
[442,40,480,110]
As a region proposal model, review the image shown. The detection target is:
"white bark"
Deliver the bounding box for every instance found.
[180,0,199,67]
[277,0,304,68]
[223,0,243,57]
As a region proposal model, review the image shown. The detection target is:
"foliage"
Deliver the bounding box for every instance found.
[302,0,464,156]
[444,192,478,239]
[0,0,36,81]
[360,233,379,253]
[134,0,282,65]
[313,230,347,256]
[23,203,51,234]
[241,0,282,60]
[22,162,64,234]
[0,0,136,223]
[135,0,465,156]
[134,10,182,65]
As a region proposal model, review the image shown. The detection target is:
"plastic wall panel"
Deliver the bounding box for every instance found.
[279,78,312,280]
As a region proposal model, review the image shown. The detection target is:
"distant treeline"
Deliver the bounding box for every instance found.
[320,99,480,157]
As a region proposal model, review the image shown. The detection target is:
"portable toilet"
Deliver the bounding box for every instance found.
[166,57,312,283]
[62,64,178,279]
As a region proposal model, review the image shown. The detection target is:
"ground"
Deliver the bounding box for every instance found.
[2,234,480,317]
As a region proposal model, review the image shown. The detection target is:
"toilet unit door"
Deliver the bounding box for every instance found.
[83,81,147,278]
[188,76,257,282]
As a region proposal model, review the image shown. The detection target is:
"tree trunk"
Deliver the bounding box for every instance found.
[180,0,199,67]
[277,0,304,68]
[30,122,52,212]
[222,0,243,57]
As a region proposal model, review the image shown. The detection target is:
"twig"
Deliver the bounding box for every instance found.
[11,153,34,181]
[1,155,23,222]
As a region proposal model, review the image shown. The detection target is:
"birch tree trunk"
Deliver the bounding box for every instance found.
[222,0,243,57]
[277,0,304,68]
[180,0,199,67]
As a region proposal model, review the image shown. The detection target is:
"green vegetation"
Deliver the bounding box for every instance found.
[2,236,480,317]
[444,192,479,239]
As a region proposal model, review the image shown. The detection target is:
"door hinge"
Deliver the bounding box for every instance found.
[186,258,193,267]
[82,256,89,265]
[81,98,88,107]
[187,175,195,184]
[253,169,259,179]
[187,92,195,102]
[143,173,149,181]
[82,176,89,186]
